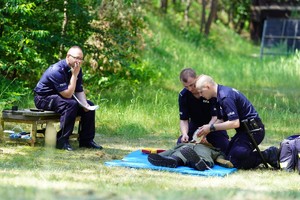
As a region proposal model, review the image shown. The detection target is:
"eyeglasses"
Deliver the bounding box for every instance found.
[69,54,84,61]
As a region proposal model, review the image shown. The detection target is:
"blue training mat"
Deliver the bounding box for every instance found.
[105,150,237,177]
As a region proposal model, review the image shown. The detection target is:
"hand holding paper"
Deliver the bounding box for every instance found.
[72,94,99,111]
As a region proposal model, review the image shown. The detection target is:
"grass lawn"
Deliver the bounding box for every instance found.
[0,134,299,200]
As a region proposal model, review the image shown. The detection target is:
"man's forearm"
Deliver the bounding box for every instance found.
[214,119,240,131]
[59,74,77,98]
[180,120,189,136]
[75,91,89,107]
[209,116,218,125]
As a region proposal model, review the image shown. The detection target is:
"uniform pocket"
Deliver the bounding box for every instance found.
[34,96,53,110]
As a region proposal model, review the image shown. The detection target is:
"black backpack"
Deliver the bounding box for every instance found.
[279,135,300,173]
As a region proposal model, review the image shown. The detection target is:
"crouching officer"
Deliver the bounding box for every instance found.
[34,46,102,151]
[177,68,229,154]
[194,74,279,169]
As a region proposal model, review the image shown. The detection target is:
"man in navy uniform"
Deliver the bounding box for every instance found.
[195,74,279,169]
[178,68,229,154]
[34,46,102,151]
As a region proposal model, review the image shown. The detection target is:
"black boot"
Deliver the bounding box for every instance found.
[148,154,182,168]
[262,146,280,169]
[180,146,208,171]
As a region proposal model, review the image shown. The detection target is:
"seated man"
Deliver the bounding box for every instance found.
[33,46,102,151]
[147,143,233,171]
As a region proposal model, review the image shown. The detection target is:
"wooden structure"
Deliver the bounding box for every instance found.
[260,19,300,57]
[250,1,300,43]
[0,109,80,147]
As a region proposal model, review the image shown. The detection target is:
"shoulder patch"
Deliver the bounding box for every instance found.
[227,111,235,116]
[179,88,188,96]
[232,88,239,94]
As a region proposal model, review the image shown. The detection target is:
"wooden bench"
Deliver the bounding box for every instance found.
[0,109,80,147]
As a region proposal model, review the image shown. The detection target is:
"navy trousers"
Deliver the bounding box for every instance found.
[34,94,95,144]
[226,125,265,169]
[177,122,229,154]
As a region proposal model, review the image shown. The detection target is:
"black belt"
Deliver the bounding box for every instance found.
[237,118,263,132]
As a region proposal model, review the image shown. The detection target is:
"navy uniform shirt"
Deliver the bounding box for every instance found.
[216,85,259,122]
[34,59,83,96]
[179,88,216,126]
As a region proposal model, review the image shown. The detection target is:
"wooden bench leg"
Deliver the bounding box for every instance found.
[31,122,38,147]
[44,121,58,147]
[0,118,4,141]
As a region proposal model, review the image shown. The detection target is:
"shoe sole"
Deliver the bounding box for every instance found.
[180,146,200,164]
[266,146,280,169]
[180,147,208,171]
[148,154,177,168]
[79,145,103,149]
[194,159,208,171]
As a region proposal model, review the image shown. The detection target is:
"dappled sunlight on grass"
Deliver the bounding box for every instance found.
[1,134,300,199]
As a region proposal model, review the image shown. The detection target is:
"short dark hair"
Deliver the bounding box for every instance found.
[179,68,196,83]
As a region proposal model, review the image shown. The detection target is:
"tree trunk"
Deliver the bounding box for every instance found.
[161,0,168,13]
[199,0,206,33]
[184,0,192,26]
[0,23,3,37]
[228,2,233,25]
[204,0,218,36]
[59,0,68,58]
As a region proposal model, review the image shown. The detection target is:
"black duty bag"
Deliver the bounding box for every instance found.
[279,135,300,173]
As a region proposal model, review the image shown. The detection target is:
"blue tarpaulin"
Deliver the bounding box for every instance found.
[105,150,237,177]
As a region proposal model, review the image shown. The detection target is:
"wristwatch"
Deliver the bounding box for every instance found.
[210,124,216,132]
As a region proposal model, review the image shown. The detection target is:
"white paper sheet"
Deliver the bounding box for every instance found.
[73,94,99,111]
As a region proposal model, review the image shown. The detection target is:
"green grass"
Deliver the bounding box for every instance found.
[1,5,300,200]
[1,138,300,200]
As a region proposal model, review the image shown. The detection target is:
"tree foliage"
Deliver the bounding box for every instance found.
[0,0,93,86]
[219,0,252,33]
[0,0,256,90]
[159,0,250,35]
[2,0,285,108]
[0,0,148,90]
[83,0,149,88]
